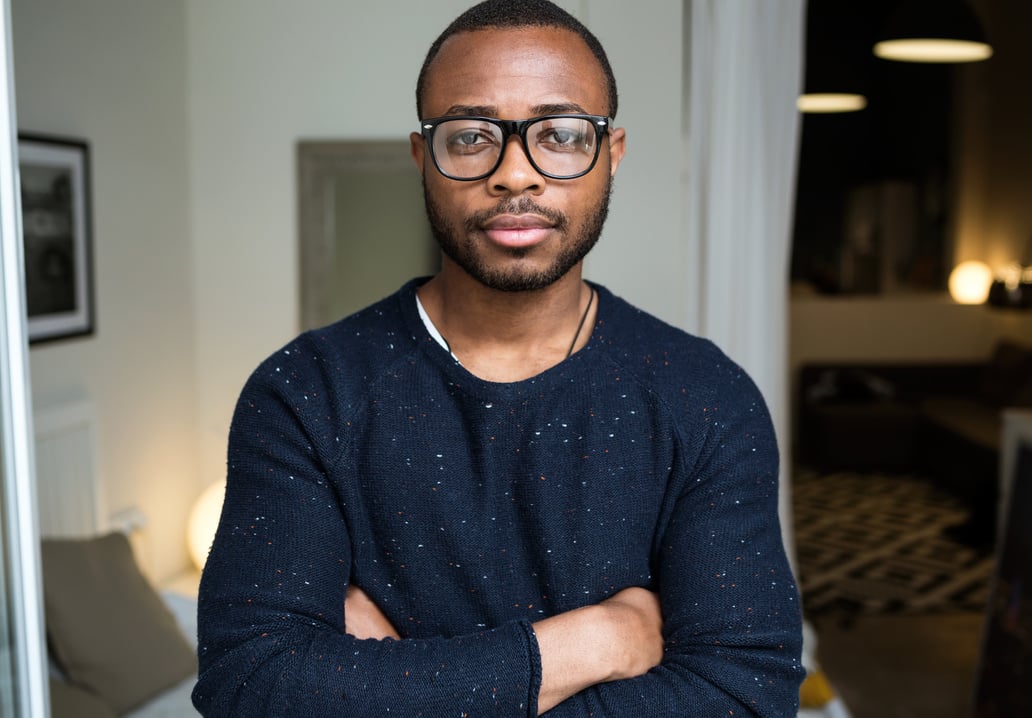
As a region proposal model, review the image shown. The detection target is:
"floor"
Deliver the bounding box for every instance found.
[812,611,986,718]
[792,469,994,718]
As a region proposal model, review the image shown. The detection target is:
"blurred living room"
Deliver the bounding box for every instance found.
[0,1,1031,717]
[791,0,1032,716]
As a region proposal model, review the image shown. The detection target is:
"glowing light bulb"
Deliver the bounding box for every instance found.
[947,261,993,304]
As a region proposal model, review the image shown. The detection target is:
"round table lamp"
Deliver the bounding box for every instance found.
[948,260,993,304]
[187,479,226,571]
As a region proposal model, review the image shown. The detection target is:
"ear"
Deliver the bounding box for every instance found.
[410,131,426,173]
[606,126,626,177]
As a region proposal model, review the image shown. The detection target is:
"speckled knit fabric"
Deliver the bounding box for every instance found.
[193,279,804,716]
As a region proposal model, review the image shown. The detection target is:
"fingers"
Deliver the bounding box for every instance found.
[344,584,402,640]
[605,586,661,616]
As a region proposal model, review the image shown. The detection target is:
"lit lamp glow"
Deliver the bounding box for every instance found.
[948,260,993,304]
[873,0,993,64]
[873,39,993,63]
[797,93,868,114]
[187,479,226,571]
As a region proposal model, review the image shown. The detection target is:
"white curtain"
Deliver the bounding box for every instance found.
[683,0,805,564]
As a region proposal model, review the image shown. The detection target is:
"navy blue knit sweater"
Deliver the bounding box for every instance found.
[193,279,804,716]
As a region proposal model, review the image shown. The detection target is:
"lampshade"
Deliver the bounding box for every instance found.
[187,479,226,571]
[947,260,993,304]
[799,3,872,114]
[873,0,993,63]
[797,93,868,114]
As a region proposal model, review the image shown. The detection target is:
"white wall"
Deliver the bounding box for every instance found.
[578,0,688,328]
[185,0,688,496]
[13,1,198,581]
[186,0,472,491]
[10,0,688,584]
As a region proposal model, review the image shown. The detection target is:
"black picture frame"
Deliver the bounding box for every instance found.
[18,133,94,343]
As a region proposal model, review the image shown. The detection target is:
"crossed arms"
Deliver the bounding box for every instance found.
[344,584,664,713]
[193,342,804,716]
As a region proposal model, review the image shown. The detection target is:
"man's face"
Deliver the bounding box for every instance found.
[411,26,626,292]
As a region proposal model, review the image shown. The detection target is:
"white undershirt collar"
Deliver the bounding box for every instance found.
[415,294,461,363]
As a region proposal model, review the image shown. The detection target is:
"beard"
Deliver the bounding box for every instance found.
[423,178,612,292]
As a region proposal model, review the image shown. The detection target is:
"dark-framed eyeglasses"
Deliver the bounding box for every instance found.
[419,114,611,181]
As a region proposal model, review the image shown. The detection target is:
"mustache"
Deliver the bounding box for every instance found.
[464,197,569,233]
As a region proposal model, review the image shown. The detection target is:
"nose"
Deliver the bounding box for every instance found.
[487,135,545,197]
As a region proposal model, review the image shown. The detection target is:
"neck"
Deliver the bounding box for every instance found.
[417,262,596,382]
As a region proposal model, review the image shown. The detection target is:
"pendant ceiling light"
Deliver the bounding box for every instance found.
[873,0,993,63]
[797,93,868,114]
[798,3,871,114]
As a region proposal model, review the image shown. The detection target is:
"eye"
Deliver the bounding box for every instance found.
[533,120,593,153]
[545,128,582,146]
[453,130,487,146]
[444,126,498,154]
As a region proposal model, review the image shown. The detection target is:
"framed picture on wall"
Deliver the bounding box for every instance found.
[18,134,94,343]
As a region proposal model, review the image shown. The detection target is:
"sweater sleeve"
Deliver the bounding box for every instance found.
[544,368,804,716]
[191,354,543,716]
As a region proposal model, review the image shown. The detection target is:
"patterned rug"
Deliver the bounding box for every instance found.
[792,469,996,617]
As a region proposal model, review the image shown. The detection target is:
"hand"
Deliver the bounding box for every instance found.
[534,586,663,712]
[597,586,664,680]
[343,582,662,712]
[344,584,401,640]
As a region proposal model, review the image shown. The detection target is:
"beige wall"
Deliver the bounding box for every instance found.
[953,0,1032,269]
[13,1,198,581]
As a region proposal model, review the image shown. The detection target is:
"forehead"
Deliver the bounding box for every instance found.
[422,26,609,118]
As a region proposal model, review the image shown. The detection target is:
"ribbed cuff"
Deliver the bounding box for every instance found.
[519,619,543,717]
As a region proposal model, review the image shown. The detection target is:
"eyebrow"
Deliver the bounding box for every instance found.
[440,102,591,118]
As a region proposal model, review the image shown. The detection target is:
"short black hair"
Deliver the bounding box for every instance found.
[416,0,618,120]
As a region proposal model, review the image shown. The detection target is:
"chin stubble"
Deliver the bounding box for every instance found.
[423,179,612,292]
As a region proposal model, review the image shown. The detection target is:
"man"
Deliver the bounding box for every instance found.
[193,1,804,715]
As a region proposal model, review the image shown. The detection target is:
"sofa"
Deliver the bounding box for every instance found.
[42,532,199,718]
[796,339,1032,543]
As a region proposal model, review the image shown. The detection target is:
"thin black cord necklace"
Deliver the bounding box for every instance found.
[440,286,596,360]
[565,285,595,358]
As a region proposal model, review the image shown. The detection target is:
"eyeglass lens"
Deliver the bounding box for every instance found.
[431,117,599,179]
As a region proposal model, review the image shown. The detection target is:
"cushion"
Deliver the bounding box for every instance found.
[799,668,836,709]
[41,532,196,714]
[49,678,117,718]
[976,341,1032,407]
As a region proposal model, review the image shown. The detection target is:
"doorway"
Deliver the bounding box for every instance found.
[297,140,438,331]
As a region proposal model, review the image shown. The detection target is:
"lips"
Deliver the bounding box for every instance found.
[481,214,555,249]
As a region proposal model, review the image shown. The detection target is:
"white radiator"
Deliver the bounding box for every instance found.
[33,400,105,538]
